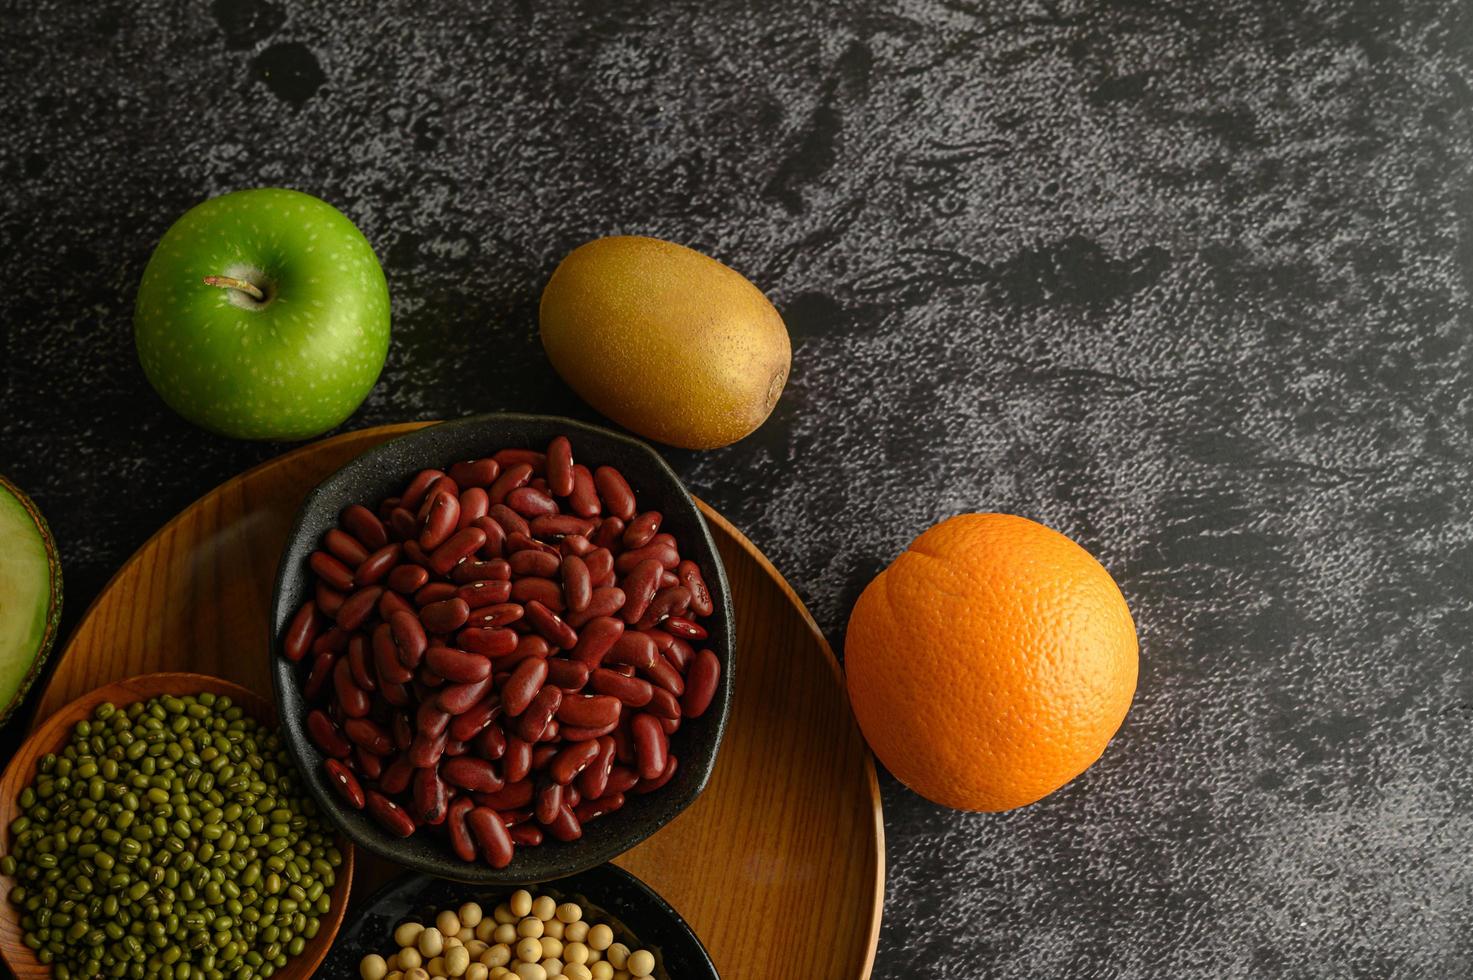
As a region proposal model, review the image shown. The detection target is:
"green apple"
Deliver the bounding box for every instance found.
[0,473,62,726]
[134,187,391,440]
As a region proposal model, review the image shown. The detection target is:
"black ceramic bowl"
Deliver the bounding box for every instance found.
[270,413,735,883]
[318,864,719,979]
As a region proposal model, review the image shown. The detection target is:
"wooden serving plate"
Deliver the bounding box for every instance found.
[31,422,884,979]
[0,673,354,979]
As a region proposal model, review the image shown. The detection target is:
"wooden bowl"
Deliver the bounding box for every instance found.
[0,672,355,979]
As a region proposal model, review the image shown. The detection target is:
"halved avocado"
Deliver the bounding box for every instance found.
[0,473,62,725]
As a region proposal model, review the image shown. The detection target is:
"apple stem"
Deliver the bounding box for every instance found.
[202,275,266,302]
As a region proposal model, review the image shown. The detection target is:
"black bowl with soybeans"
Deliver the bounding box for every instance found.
[270,414,734,882]
[321,866,718,980]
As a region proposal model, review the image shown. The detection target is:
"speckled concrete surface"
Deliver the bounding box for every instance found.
[2,1,1471,976]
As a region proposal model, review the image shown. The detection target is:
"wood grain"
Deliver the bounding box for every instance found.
[30,422,884,979]
[0,673,353,979]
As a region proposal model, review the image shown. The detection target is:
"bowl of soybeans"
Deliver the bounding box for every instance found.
[322,863,718,980]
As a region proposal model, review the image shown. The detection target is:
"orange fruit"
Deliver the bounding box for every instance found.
[844,513,1137,811]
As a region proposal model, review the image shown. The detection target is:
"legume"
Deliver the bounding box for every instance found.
[283,438,723,868]
[1,692,344,978]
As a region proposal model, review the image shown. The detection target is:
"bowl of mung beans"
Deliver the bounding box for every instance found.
[0,672,355,980]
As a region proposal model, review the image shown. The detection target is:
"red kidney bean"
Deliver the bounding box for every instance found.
[509,549,560,578]
[442,756,504,793]
[421,476,461,515]
[412,767,448,825]
[636,755,679,794]
[303,652,336,702]
[356,746,384,781]
[371,628,410,688]
[476,722,507,761]
[446,796,477,861]
[545,436,575,496]
[393,711,416,750]
[333,657,370,718]
[310,551,355,592]
[497,634,551,670]
[607,630,658,670]
[559,722,618,741]
[559,535,595,560]
[313,627,349,655]
[676,560,712,616]
[408,727,449,768]
[438,675,492,714]
[492,448,545,471]
[418,491,461,551]
[476,780,532,812]
[631,713,668,780]
[380,678,411,707]
[449,695,501,741]
[566,588,625,630]
[323,528,370,567]
[641,655,685,697]
[415,582,458,606]
[583,547,615,582]
[591,517,625,551]
[467,806,515,867]
[470,515,508,559]
[664,615,709,641]
[315,582,346,617]
[449,458,500,488]
[502,658,548,716]
[622,511,662,549]
[637,586,691,629]
[457,579,512,609]
[575,792,625,825]
[429,526,487,575]
[506,531,558,558]
[457,626,518,657]
[508,823,543,846]
[464,603,524,630]
[366,790,417,838]
[571,616,624,666]
[344,717,394,756]
[426,645,490,683]
[590,668,653,708]
[532,515,596,540]
[485,506,530,541]
[377,759,411,798]
[399,468,445,510]
[659,570,679,589]
[388,610,427,669]
[420,597,470,633]
[353,543,400,587]
[378,590,415,622]
[561,555,592,613]
[336,586,383,631]
[506,486,559,519]
[515,686,563,742]
[577,737,617,800]
[388,507,419,542]
[342,504,389,550]
[616,540,679,576]
[619,559,663,625]
[547,804,582,842]
[567,464,600,517]
[535,781,564,824]
[556,694,621,730]
[523,600,577,649]
[283,601,319,662]
[487,462,533,505]
[646,687,682,721]
[401,538,432,566]
[593,466,636,520]
[347,637,377,691]
[502,737,534,784]
[545,658,590,691]
[683,649,721,718]
[454,557,511,583]
[457,487,490,530]
[606,765,639,796]
[511,577,564,612]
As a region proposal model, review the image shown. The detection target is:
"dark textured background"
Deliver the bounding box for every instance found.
[2,1,1471,977]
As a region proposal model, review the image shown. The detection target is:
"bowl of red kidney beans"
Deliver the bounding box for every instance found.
[270,414,734,883]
